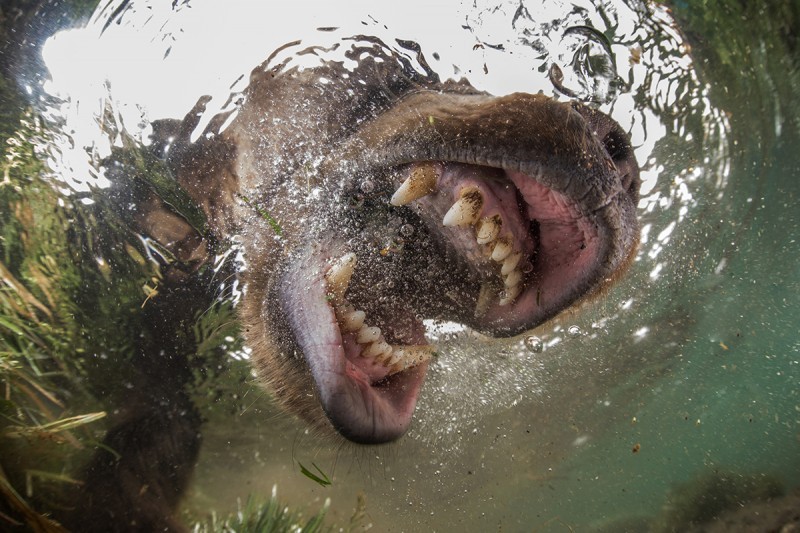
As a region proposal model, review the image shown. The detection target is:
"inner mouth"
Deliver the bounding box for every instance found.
[304,160,604,442]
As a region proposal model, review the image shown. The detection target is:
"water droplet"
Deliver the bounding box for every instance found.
[360,180,375,193]
[567,325,582,338]
[400,223,415,236]
[524,336,543,353]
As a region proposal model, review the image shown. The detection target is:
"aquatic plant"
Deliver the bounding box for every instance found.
[189,488,333,533]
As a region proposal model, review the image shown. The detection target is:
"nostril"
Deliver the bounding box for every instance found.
[602,128,632,163]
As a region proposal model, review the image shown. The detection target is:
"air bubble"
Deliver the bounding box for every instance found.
[567,325,582,338]
[400,223,415,236]
[521,261,534,274]
[524,336,543,353]
[360,180,375,193]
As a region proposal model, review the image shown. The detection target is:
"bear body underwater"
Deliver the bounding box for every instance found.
[143,38,641,445]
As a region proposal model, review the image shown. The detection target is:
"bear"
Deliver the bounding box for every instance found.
[68,36,640,530]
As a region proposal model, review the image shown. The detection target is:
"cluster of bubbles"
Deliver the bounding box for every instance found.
[523,324,582,354]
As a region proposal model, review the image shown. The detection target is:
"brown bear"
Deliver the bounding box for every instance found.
[72,36,640,530]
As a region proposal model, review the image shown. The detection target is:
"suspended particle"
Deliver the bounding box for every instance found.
[360,180,375,193]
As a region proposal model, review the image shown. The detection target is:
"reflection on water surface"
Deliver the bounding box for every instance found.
[0,0,798,531]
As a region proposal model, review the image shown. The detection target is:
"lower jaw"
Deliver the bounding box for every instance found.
[277,242,434,444]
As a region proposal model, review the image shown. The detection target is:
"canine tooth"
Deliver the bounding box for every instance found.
[504,268,523,288]
[356,325,381,344]
[491,238,512,261]
[325,253,357,302]
[474,282,494,318]
[339,309,366,332]
[476,216,501,244]
[499,284,522,306]
[501,252,522,275]
[390,163,438,206]
[442,189,483,227]
[363,340,392,358]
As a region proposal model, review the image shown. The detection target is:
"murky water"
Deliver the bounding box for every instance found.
[1,0,798,531]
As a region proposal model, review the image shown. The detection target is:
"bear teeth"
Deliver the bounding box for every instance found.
[442,187,484,226]
[442,189,527,307]
[390,170,529,307]
[330,164,533,366]
[325,253,434,376]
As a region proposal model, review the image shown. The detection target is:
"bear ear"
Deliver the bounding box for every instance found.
[149,97,241,243]
[149,95,215,164]
[115,96,239,281]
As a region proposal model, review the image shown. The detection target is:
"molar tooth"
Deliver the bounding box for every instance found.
[491,238,513,261]
[325,253,357,302]
[442,189,483,227]
[384,353,402,368]
[476,216,501,244]
[363,340,392,358]
[503,268,523,288]
[501,252,522,276]
[390,162,438,206]
[499,284,522,306]
[356,325,381,344]
[339,309,366,333]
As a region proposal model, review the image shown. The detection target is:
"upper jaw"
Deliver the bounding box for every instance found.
[321,90,627,212]
[322,90,639,333]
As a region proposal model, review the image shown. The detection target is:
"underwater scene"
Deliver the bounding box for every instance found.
[1,0,798,531]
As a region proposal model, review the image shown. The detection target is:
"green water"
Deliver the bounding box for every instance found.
[1,0,798,531]
[501,3,800,527]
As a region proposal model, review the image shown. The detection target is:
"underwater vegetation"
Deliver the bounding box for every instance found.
[1,0,798,530]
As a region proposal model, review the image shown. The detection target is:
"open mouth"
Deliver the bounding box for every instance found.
[274,93,639,444]
[280,160,633,443]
